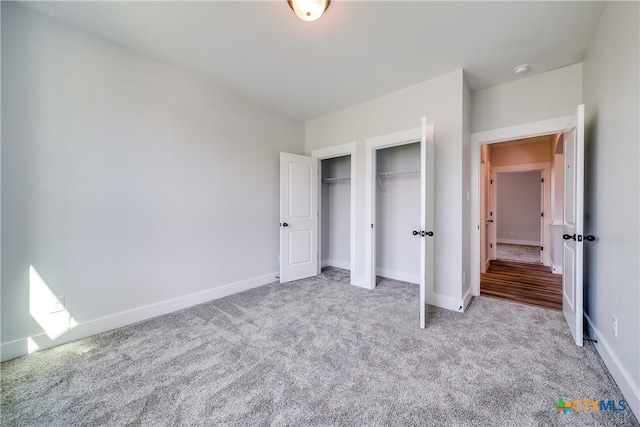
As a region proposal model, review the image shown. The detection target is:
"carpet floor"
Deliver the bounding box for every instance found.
[2,269,637,426]
[497,244,541,264]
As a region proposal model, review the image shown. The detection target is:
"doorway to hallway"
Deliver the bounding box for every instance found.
[479,134,563,309]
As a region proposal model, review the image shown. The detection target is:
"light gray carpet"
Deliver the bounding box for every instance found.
[497,243,541,264]
[2,268,637,426]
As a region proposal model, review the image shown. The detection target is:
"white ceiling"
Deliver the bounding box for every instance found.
[23,1,606,121]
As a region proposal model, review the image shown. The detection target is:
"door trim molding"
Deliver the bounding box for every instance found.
[470,116,571,296]
[471,116,571,145]
[493,163,552,267]
[365,127,422,290]
[311,142,357,286]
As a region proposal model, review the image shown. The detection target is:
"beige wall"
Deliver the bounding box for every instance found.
[490,140,551,167]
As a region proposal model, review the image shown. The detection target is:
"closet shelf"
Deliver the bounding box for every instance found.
[377,170,420,178]
[377,170,420,192]
[322,176,351,184]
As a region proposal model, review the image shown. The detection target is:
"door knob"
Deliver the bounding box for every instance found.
[282,222,289,227]
[563,234,576,241]
[425,231,434,236]
[486,220,494,223]
[412,230,420,236]
[584,235,596,242]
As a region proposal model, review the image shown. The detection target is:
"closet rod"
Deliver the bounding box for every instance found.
[377,169,420,193]
[377,170,420,179]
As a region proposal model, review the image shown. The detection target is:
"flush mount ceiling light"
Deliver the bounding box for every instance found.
[513,64,530,75]
[288,0,331,22]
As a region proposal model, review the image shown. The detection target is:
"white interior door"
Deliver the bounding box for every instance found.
[280,152,318,283]
[562,104,585,346]
[420,119,435,329]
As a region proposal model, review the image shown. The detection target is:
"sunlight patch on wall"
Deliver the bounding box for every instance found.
[29,265,78,340]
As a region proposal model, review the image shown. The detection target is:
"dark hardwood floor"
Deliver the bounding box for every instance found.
[480,259,562,311]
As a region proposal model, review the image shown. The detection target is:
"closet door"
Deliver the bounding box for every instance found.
[419,119,435,329]
[280,152,318,283]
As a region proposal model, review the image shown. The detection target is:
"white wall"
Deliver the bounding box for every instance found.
[471,64,582,132]
[582,1,640,417]
[321,156,350,269]
[375,144,420,283]
[1,3,304,360]
[306,70,467,310]
[496,171,541,244]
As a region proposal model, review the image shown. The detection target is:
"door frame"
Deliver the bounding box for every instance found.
[364,127,422,290]
[470,116,571,296]
[492,164,551,266]
[311,142,357,286]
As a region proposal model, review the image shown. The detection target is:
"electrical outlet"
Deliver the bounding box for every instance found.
[51,296,65,314]
[612,315,618,337]
[509,231,514,236]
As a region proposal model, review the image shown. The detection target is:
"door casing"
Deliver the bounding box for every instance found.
[471,116,572,296]
[311,142,357,286]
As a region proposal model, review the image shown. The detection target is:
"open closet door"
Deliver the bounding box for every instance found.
[280,152,319,283]
[561,105,585,346]
[420,119,435,329]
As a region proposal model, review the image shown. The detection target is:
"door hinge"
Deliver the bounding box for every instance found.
[541,212,544,217]
[371,224,374,228]
[490,179,493,184]
[490,243,493,248]
[540,246,544,251]
[541,178,544,183]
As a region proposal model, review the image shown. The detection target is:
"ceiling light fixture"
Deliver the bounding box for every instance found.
[513,64,530,75]
[288,0,330,22]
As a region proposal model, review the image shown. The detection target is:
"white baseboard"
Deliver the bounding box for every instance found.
[374,270,465,313]
[1,272,278,362]
[462,287,473,312]
[585,314,640,419]
[428,292,465,313]
[321,259,350,270]
[349,275,371,289]
[376,268,419,285]
[497,239,540,246]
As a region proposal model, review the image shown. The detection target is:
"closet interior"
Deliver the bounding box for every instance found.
[375,142,421,284]
[320,155,351,271]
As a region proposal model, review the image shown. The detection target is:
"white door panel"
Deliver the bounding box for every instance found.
[280,152,318,283]
[420,119,435,329]
[562,104,584,346]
